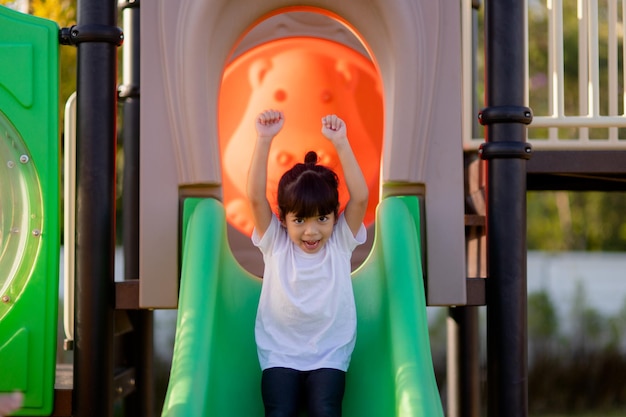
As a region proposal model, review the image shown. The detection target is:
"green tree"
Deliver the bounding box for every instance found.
[527,192,566,250]
[528,290,560,360]
[528,290,559,339]
[528,191,626,251]
[570,280,609,353]
[606,296,626,351]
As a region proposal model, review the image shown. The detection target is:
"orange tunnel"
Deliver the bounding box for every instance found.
[218,37,383,236]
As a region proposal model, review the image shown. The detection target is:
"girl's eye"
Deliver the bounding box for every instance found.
[318,216,329,222]
[293,218,304,224]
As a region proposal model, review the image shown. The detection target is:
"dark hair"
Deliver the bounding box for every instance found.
[277,151,339,222]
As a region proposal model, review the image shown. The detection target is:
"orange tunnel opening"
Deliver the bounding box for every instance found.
[218,36,383,237]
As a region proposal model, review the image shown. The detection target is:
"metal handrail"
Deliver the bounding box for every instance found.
[63,92,76,344]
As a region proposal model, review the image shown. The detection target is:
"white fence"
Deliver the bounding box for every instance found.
[463,0,626,150]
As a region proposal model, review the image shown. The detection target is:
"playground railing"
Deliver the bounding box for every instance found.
[462,0,626,150]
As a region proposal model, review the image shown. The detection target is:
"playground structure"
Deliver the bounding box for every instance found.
[1,0,626,417]
[0,8,59,415]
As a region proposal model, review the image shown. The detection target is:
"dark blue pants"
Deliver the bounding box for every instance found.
[261,367,346,417]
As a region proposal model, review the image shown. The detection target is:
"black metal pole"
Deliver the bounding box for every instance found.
[119,1,154,415]
[73,0,121,416]
[481,1,532,416]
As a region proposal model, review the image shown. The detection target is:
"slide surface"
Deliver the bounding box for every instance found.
[161,196,443,417]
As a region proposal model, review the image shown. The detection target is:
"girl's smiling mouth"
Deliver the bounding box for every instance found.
[302,240,321,251]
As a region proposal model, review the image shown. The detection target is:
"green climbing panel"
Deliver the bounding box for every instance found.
[0,5,60,416]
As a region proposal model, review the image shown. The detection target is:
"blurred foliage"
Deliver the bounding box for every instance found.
[528,290,558,340]
[527,282,626,414]
[528,191,626,251]
[428,285,626,415]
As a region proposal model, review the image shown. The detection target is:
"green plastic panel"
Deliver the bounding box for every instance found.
[0,5,60,416]
[162,197,443,417]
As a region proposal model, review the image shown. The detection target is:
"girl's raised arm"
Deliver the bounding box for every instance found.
[247,110,284,238]
[321,114,369,236]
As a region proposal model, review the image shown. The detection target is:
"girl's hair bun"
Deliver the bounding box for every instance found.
[304,151,318,165]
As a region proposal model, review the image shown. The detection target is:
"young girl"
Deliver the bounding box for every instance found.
[247,109,369,417]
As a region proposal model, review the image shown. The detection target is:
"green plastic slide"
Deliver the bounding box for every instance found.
[161,196,443,417]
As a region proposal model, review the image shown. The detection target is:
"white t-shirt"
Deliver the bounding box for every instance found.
[252,213,367,371]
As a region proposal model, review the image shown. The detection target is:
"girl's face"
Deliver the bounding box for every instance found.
[282,212,336,254]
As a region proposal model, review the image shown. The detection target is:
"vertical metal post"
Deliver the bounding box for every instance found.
[447,307,481,417]
[481,0,532,416]
[119,0,154,415]
[72,0,121,416]
[447,3,484,416]
[119,3,139,275]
